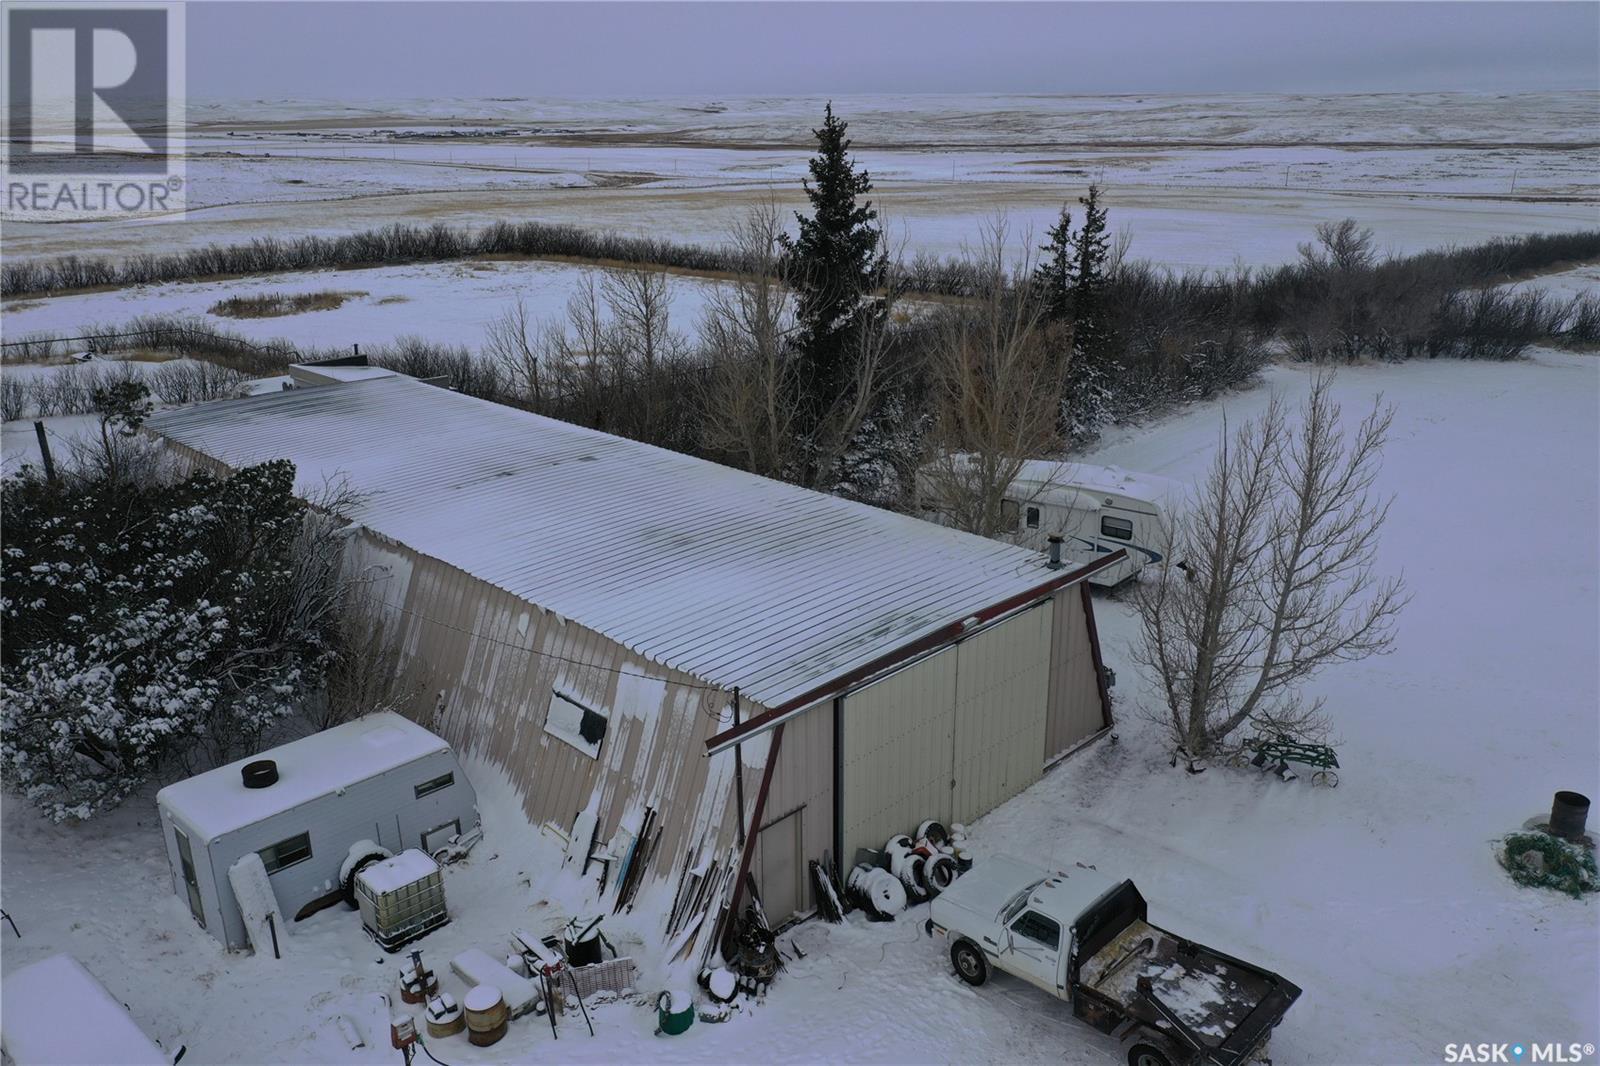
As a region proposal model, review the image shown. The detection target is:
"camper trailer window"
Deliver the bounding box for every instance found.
[1026,506,1041,529]
[414,772,454,799]
[259,831,312,874]
[1101,516,1134,541]
[545,688,609,759]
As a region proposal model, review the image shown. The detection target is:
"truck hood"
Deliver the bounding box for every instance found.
[931,854,1058,926]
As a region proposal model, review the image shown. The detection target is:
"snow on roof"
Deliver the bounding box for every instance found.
[288,363,398,383]
[1012,459,1184,509]
[156,712,449,844]
[1,954,169,1065]
[148,376,1069,709]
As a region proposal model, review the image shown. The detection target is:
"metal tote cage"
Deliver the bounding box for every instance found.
[355,850,449,952]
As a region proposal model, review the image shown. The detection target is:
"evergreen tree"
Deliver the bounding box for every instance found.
[1034,204,1074,323]
[1064,184,1114,443]
[1071,183,1111,354]
[780,103,884,469]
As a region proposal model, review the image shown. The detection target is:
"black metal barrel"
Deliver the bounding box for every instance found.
[1549,791,1590,842]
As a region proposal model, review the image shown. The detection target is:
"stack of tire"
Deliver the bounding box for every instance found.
[847,863,907,919]
[849,821,975,919]
[887,821,971,903]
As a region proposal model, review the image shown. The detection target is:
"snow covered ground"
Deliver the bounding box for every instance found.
[1,260,725,352]
[7,92,1596,272]
[3,348,1595,1063]
[1507,262,1600,303]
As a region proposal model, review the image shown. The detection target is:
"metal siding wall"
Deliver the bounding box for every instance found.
[361,533,741,898]
[951,604,1052,823]
[839,649,958,861]
[1045,589,1108,762]
[756,700,832,916]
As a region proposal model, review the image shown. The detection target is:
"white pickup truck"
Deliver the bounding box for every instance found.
[927,856,1300,1066]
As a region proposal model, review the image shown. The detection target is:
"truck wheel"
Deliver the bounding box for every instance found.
[950,940,988,986]
[1126,1043,1175,1066]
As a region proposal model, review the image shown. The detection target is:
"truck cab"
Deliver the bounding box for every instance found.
[928,856,1300,1066]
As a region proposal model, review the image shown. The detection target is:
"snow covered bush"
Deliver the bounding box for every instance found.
[1499,831,1599,899]
[1,459,342,820]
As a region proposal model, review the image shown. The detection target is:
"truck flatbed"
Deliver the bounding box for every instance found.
[1085,920,1279,1048]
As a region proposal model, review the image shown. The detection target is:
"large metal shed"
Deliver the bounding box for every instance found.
[147,375,1117,927]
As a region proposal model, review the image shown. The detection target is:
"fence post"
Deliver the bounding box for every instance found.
[32,421,56,484]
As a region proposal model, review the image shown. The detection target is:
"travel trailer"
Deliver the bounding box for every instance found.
[156,712,479,951]
[1002,461,1184,587]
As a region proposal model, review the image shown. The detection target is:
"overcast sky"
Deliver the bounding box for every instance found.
[188,2,1599,99]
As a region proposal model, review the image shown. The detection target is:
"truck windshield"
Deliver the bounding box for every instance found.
[1000,878,1047,923]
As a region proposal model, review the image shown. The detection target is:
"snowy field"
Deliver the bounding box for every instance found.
[3,348,1595,1063]
[6,92,1596,273]
[1,260,725,352]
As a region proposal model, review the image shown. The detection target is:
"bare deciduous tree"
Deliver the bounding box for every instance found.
[921,219,1065,538]
[484,299,543,405]
[1133,375,1407,757]
[699,201,801,479]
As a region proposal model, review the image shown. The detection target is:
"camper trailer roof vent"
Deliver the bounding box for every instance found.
[242,759,279,789]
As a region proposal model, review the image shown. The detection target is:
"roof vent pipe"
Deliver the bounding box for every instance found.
[1046,535,1064,570]
[242,759,279,789]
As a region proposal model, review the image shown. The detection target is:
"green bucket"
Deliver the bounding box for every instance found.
[656,990,694,1036]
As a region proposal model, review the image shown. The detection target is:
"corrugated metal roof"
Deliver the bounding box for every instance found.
[148,376,1065,710]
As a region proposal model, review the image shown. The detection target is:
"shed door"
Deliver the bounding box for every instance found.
[838,647,958,861]
[1044,589,1108,763]
[951,603,1052,822]
[839,604,1052,860]
[755,808,804,923]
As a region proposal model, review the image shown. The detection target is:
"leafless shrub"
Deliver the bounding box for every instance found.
[208,290,364,319]
[313,589,429,732]
[0,378,26,422]
[698,202,801,479]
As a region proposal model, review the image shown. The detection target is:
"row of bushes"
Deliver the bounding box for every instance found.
[10,211,1593,309]
[1,314,298,376]
[0,221,745,298]
[1,357,252,421]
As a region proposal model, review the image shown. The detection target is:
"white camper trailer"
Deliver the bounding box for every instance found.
[155,713,479,952]
[1003,461,1183,587]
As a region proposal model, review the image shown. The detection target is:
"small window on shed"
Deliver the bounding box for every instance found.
[1101,515,1134,541]
[1012,910,1062,951]
[545,688,609,759]
[1025,505,1041,529]
[415,772,454,799]
[259,831,312,875]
